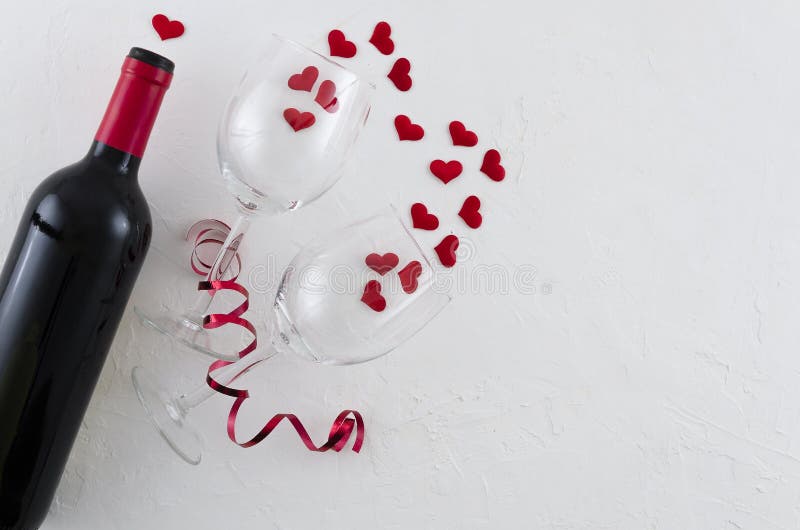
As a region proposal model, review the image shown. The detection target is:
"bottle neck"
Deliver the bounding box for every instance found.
[86,141,142,177]
[94,53,173,159]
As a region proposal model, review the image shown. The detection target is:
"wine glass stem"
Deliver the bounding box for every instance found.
[182,213,252,327]
[175,343,278,412]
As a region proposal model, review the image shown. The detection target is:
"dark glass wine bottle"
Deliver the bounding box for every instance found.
[0,47,174,530]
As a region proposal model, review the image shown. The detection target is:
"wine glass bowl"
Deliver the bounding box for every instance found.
[273,210,450,365]
[219,37,373,214]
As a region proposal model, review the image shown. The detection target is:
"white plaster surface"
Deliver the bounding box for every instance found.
[2,0,800,528]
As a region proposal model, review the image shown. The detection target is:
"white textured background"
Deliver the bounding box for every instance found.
[2,0,800,528]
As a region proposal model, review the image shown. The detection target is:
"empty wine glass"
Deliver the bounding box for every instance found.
[135,34,373,360]
[132,208,451,465]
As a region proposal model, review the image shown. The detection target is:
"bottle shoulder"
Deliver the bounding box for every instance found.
[34,157,149,209]
[26,157,151,243]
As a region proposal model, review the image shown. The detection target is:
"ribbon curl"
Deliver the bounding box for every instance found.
[186,219,242,280]
[186,220,364,453]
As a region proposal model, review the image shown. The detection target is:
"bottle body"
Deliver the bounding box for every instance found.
[0,144,151,530]
[0,48,172,530]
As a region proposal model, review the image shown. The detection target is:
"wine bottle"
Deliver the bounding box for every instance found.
[0,47,173,530]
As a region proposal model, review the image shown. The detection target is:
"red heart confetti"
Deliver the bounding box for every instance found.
[410,203,439,230]
[458,195,483,229]
[388,58,413,92]
[365,252,399,275]
[480,149,506,181]
[361,280,387,312]
[434,235,459,268]
[151,14,185,41]
[398,260,422,294]
[328,30,357,58]
[314,80,339,113]
[288,66,319,92]
[283,108,316,132]
[369,21,395,55]
[429,159,463,184]
[394,115,424,141]
[449,120,479,147]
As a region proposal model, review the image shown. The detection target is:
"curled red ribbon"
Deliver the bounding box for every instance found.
[187,221,365,453]
[186,219,242,280]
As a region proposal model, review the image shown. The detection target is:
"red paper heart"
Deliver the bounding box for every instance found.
[394,115,424,141]
[151,14,185,41]
[429,159,463,184]
[398,260,422,294]
[449,120,479,147]
[388,58,412,92]
[288,66,319,92]
[361,280,386,312]
[328,30,357,58]
[410,203,439,230]
[369,21,395,55]
[283,108,316,132]
[434,235,459,268]
[480,149,506,181]
[315,80,339,113]
[458,195,483,229]
[365,252,399,275]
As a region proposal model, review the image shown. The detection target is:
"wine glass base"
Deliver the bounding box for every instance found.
[134,304,239,361]
[131,366,203,466]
